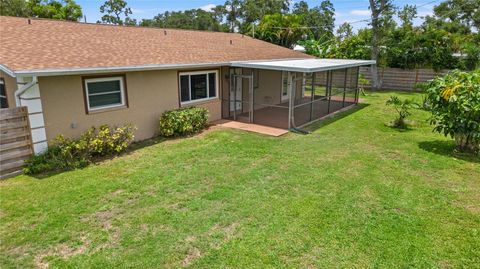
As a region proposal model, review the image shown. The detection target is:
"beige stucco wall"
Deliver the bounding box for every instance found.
[255,69,282,107]
[0,70,18,108]
[39,68,222,142]
[220,68,283,114]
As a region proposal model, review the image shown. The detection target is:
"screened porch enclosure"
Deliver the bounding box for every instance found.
[221,62,366,130]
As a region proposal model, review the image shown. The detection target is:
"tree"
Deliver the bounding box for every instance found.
[224,0,243,32]
[98,0,133,25]
[140,9,227,32]
[0,0,83,21]
[428,0,480,33]
[240,0,290,32]
[256,13,305,48]
[368,0,396,89]
[398,4,417,28]
[329,34,370,59]
[292,0,308,15]
[422,70,480,153]
[0,0,30,17]
[293,0,335,41]
[336,22,353,41]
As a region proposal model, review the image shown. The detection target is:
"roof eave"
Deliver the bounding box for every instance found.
[0,64,16,77]
[10,59,376,77]
[13,62,233,77]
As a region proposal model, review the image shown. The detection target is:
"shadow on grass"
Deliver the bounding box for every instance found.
[303,103,370,132]
[27,132,205,179]
[418,140,479,163]
[384,121,416,132]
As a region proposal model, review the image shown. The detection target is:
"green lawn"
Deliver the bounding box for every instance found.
[1,92,479,268]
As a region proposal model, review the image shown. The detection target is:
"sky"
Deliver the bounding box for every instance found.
[77,0,437,31]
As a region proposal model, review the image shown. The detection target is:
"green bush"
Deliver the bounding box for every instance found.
[159,107,209,137]
[422,70,480,153]
[24,124,136,175]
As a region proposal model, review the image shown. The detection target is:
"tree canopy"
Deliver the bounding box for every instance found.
[1,0,478,71]
[98,0,134,25]
[0,0,83,21]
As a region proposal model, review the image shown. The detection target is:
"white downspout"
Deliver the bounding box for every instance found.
[15,76,37,106]
[14,76,48,154]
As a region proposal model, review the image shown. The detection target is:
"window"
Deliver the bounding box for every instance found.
[84,76,126,112]
[0,78,7,108]
[281,71,289,101]
[179,70,218,104]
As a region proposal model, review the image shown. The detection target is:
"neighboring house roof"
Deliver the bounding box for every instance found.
[0,16,312,76]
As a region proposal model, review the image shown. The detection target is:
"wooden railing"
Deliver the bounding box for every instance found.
[0,107,33,179]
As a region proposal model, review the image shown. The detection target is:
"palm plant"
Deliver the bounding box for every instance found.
[385,96,418,128]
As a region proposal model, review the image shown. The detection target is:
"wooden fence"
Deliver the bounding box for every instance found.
[359,67,450,91]
[0,107,33,179]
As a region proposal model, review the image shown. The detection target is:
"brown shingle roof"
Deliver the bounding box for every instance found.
[0,16,312,73]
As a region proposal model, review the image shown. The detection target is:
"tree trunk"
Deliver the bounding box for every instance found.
[370,41,380,90]
[455,133,480,153]
[368,0,385,90]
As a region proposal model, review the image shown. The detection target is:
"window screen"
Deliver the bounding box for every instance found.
[85,77,125,111]
[179,71,217,103]
[180,75,190,102]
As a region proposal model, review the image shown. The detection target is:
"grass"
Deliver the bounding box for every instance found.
[1,91,479,268]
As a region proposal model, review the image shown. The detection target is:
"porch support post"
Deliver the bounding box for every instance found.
[355,66,360,103]
[343,68,347,107]
[232,73,237,121]
[327,70,332,114]
[287,72,294,129]
[309,72,315,122]
[249,73,254,123]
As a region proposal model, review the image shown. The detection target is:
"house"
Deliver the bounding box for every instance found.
[0,16,374,154]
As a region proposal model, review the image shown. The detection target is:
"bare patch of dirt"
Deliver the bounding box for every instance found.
[78,192,140,254]
[111,189,125,196]
[165,203,186,211]
[34,236,90,269]
[185,236,197,243]
[207,222,240,249]
[176,221,241,267]
[182,247,202,267]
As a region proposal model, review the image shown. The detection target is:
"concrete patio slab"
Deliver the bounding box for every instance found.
[212,120,288,137]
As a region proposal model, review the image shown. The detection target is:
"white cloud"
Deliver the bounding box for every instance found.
[417,11,434,17]
[199,4,216,12]
[335,12,342,18]
[350,9,370,16]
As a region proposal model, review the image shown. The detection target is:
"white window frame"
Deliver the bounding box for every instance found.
[84,76,126,112]
[179,70,219,105]
[0,78,8,108]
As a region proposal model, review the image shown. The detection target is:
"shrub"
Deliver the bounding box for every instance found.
[422,70,480,153]
[159,107,208,137]
[24,124,136,175]
[86,124,136,156]
[385,96,418,128]
[358,74,370,96]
